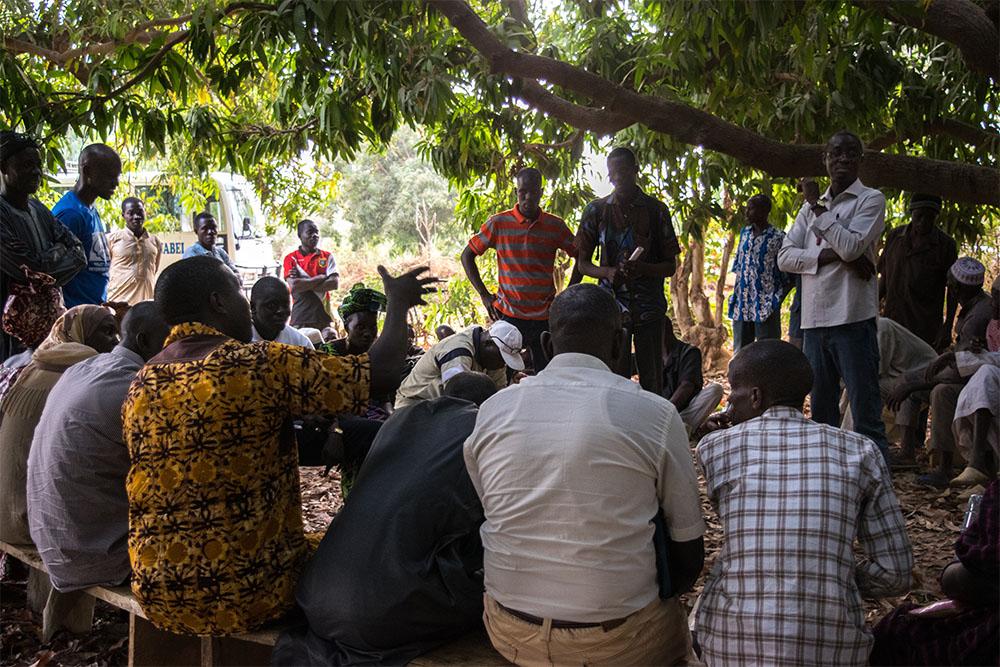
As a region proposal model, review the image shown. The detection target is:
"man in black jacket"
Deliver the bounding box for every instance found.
[273,372,498,666]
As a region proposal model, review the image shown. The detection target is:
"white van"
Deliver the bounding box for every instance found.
[50,170,280,288]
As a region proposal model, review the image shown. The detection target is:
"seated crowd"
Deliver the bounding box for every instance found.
[1,129,998,666]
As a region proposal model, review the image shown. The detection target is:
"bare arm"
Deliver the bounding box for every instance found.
[668,380,699,412]
[461,245,499,320]
[367,266,440,398]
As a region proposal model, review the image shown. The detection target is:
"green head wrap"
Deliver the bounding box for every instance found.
[339,283,387,322]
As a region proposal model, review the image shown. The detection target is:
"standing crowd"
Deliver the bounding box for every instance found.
[1,127,998,666]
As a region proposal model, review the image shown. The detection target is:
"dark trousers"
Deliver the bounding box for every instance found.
[500,315,550,372]
[617,314,664,395]
[803,318,889,458]
[732,311,782,352]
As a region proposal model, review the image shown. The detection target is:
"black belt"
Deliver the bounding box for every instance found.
[497,602,630,631]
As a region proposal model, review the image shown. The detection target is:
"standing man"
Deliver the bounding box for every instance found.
[107,197,162,304]
[577,147,680,394]
[729,193,790,351]
[181,212,240,278]
[465,284,705,665]
[696,340,911,666]
[53,143,120,307]
[777,130,890,459]
[284,219,339,331]
[878,193,957,348]
[0,132,85,361]
[461,167,577,372]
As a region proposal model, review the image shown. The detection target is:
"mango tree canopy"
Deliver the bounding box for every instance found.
[2,0,997,237]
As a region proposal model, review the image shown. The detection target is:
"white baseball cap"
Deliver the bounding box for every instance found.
[487,321,525,371]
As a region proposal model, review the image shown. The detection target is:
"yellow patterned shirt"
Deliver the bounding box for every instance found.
[124,322,370,635]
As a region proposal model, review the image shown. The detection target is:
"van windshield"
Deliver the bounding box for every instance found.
[228,187,258,238]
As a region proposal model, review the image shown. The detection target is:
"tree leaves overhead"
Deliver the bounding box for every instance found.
[1,0,996,240]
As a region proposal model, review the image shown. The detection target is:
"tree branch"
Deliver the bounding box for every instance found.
[427,0,1000,205]
[856,0,999,81]
[868,118,1000,152]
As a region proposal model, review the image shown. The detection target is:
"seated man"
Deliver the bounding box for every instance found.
[394,321,522,409]
[273,372,498,666]
[249,276,314,348]
[840,317,938,441]
[887,258,994,486]
[123,256,435,636]
[27,302,170,591]
[662,316,723,433]
[696,340,912,666]
[871,478,998,666]
[465,284,705,665]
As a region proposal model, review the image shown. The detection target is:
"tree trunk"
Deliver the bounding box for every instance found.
[714,231,736,324]
[670,249,694,331]
[671,238,730,372]
[688,239,715,327]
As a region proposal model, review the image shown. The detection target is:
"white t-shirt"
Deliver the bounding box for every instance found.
[464,352,705,622]
[251,324,314,349]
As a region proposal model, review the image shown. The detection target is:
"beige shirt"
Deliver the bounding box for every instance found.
[777,179,885,329]
[394,326,507,408]
[106,228,162,304]
[464,353,705,622]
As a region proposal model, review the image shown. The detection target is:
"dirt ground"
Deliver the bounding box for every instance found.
[2,455,975,666]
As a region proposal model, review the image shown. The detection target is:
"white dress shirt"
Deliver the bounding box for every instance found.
[251,324,314,349]
[777,179,885,329]
[464,352,705,622]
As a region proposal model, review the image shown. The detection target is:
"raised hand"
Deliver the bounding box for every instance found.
[377,265,441,310]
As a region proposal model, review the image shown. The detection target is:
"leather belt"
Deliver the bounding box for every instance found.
[497,602,630,631]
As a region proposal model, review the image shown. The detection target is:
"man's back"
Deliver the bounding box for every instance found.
[696,407,912,666]
[278,397,484,665]
[27,347,142,590]
[395,327,505,408]
[464,352,704,622]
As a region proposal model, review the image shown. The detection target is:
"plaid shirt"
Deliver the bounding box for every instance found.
[695,407,912,667]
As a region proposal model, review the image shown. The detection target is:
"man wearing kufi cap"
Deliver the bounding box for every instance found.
[0,131,86,361]
[886,256,994,487]
[877,193,957,348]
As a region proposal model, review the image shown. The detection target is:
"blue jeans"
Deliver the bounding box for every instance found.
[732,311,782,352]
[803,318,889,459]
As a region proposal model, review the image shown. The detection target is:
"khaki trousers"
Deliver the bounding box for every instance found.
[483,594,700,666]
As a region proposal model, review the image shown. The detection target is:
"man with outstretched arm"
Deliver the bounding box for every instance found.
[122,255,437,636]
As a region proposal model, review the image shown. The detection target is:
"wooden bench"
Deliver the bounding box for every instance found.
[2,541,506,666]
